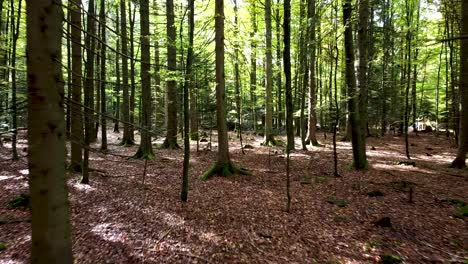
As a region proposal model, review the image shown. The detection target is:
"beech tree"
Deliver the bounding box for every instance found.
[27,0,73,262]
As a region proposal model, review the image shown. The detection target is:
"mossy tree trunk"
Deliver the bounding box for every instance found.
[263,0,276,146]
[201,0,248,180]
[27,0,73,261]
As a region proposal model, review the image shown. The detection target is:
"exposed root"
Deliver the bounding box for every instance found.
[201,162,250,181]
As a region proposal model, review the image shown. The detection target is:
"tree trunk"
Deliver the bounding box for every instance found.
[306,0,319,146]
[182,0,195,201]
[114,10,121,133]
[451,0,468,168]
[9,0,21,160]
[82,0,96,184]
[129,1,136,141]
[134,0,154,160]
[100,0,107,150]
[284,0,292,212]
[358,0,369,138]
[263,0,276,146]
[201,0,248,180]
[275,0,282,132]
[162,0,179,148]
[120,0,133,145]
[343,0,367,169]
[250,1,258,133]
[70,0,83,172]
[27,0,73,262]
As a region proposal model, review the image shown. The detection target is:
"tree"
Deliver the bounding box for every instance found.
[263,0,276,146]
[306,0,319,146]
[343,0,367,169]
[162,0,179,149]
[284,0,292,211]
[201,0,248,180]
[182,0,195,201]
[120,0,134,146]
[9,0,21,160]
[249,0,258,134]
[27,0,73,262]
[451,0,468,169]
[358,0,369,137]
[70,0,83,172]
[134,0,155,160]
[82,0,97,184]
[100,0,107,151]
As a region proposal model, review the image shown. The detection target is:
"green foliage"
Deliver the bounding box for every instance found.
[326,198,348,208]
[0,242,6,251]
[8,193,30,209]
[380,254,402,264]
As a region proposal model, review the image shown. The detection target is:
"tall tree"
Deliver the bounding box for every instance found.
[27,0,73,262]
[100,0,107,150]
[9,0,21,160]
[201,0,248,180]
[135,0,155,159]
[451,0,468,169]
[358,0,369,137]
[275,0,282,132]
[263,0,276,146]
[284,0,293,211]
[249,0,258,133]
[162,0,179,148]
[120,0,134,145]
[70,0,83,172]
[182,0,195,201]
[82,0,96,184]
[306,0,319,146]
[343,0,367,169]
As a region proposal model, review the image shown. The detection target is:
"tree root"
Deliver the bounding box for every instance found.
[201,162,250,181]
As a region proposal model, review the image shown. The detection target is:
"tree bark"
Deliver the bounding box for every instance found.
[306,0,319,146]
[263,0,276,146]
[162,0,179,148]
[451,0,468,168]
[134,0,155,160]
[343,0,367,169]
[100,0,107,150]
[70,0,83,172]
[27,0,73,262]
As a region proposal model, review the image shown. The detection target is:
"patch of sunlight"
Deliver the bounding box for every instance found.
[19,169,28,175]
[161,212,185,227]
[0,258,24,264]
[90,157,105,161]
[373,162,436,175]
[91,223,127,243]
[367,150,404,159]
[0,175,16,181]
[2,182,28,190]
[199,231,221,244]
[153,239,190,253]
[69,180,96,192]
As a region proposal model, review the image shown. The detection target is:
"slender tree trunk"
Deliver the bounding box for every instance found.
[9,0,21,160]
[27,0,73,262]
[66,9,72,138]
[264,0,276,146]
[275,0,282,132]
[284,0,292,212]
[163,0,179,148]
[120,0,133,145]
[70,0,83,172]
[343,0,367,169]
[100,0,107,150]
[358,0,369,138]
[129,1,136,141]
[250,1,258,133]
[114,10,121,133]
[182,0,195,201]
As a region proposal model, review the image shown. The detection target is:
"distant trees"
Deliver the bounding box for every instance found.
[27,0,73,262]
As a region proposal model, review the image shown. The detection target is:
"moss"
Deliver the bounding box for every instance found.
[8,193,30,209]
[380,254,402,264]
[315,176,328,184]
[326,198,348,208]
[455,205,468,219]
[367,190,384,197]
[120,138,135,147]
[0,242,6,251]
[201,162,250,181]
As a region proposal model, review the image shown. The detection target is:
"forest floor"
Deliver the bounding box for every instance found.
[0,130,467,263]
